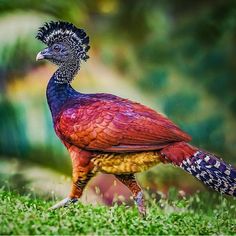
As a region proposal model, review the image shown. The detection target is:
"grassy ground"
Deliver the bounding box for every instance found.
[0,188,235,235]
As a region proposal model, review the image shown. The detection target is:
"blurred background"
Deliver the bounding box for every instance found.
[0,0,236,205]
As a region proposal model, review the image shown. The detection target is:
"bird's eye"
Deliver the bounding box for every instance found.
[53,45,60,52]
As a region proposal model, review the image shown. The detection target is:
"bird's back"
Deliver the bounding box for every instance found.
[55,92,191,153]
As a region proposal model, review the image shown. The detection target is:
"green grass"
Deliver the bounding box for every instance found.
[0,189,235,235]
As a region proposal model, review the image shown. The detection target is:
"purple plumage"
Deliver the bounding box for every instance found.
[180,150,236,196]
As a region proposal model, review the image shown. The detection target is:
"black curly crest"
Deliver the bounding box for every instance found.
[36,21,90,61]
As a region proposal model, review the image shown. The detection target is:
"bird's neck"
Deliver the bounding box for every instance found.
[54,61,80,83]
[46,62,80,120]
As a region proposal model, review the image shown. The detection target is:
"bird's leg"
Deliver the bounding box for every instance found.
[50,146,94,210]
[115,174,146,216]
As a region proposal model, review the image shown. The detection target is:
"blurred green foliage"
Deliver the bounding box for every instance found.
[0,188,235,235]
[139,69,168,92]
[0,38,41,89]
[0,99,28,156]
[164,93,199,121]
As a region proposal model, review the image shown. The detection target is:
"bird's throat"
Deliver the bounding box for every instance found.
[54,61,80,84]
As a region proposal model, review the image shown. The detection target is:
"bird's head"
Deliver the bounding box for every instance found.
[36,21,90,66]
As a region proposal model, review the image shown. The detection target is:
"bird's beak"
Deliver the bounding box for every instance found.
[36,47,51,61]
[36,51,44,61]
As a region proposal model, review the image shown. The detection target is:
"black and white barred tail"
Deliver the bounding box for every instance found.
[180,150,236,196]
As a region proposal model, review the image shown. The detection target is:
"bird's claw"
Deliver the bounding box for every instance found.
[49,197,78,210]
[134,192,147,217]
[138,205,147,218]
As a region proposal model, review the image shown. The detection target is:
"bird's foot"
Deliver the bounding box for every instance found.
[49,197,78,210]
[134,192,147,217]
[137,205,147,217]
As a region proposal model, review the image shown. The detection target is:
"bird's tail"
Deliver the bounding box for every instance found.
[161,142,236,196]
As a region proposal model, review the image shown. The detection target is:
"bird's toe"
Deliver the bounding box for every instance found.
[49,197,78,210]
[138,206,147,218]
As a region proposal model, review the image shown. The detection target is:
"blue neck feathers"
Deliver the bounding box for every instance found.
[46,63,80,120]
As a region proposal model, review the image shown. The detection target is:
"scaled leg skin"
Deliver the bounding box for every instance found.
[115,174,146,216]
[50,146,95,210]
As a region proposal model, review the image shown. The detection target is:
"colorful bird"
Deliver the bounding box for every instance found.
[36,21,236,216]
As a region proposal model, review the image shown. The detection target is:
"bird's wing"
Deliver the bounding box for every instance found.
[55,95,191,152]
